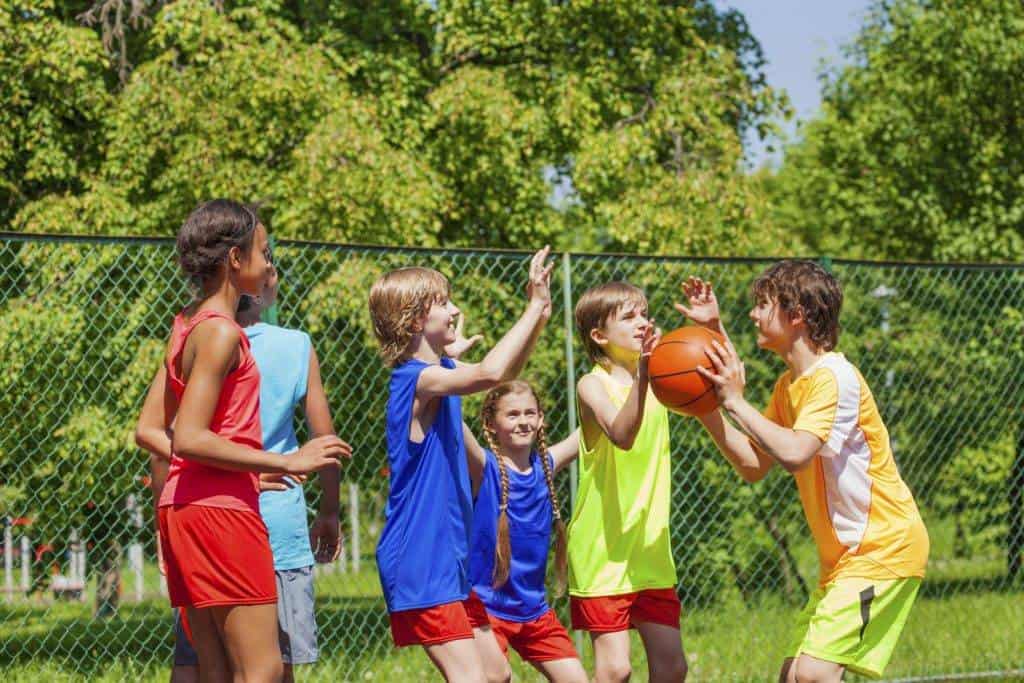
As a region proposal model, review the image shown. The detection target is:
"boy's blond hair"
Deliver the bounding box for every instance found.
[368,267,450,366]
[574,281,647,364]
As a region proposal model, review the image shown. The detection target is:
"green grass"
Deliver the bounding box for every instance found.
[2,516,1022,681]
[2,567,1021,682]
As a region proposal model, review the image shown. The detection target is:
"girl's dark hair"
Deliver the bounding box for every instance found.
[176,199,260,290]
[481,381,568,595]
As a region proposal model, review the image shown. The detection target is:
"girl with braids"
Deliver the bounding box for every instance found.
[462,381,587,683]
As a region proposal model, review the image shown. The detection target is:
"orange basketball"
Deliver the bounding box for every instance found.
[648,326,724,416]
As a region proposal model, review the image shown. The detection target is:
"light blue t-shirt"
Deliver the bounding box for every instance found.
[244,322,315,571]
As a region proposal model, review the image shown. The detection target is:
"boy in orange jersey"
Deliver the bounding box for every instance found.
[678,263,928,682]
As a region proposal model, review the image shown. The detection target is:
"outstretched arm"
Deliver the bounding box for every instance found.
[417,247,553,398]
[463,422,487,495]
[696,410,775,482]
[549,429,580,472]
[699,339,822,473]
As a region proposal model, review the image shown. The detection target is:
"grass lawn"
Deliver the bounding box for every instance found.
[2,518,1021,681]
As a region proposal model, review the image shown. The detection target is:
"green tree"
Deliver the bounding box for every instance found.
[771,0,1024,261]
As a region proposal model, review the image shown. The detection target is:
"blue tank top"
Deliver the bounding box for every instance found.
[469,449,553,622]
[244,323,315,571]
[376,357,473,612]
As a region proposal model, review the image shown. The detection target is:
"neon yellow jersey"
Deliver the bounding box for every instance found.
[567,365,676,597]
[766,353,929,586]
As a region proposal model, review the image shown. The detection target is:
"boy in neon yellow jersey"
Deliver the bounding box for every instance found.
[679,264,929,682]
[569,281,687,683]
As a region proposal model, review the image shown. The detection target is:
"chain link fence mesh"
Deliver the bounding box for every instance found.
[0,234,1022,681]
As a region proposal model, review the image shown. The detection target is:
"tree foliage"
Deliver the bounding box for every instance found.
[4,0,787,254]
[770,0,1024,261]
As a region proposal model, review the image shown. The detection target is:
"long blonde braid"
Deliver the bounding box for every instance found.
[535,421,569,595]
[482,428,512,589]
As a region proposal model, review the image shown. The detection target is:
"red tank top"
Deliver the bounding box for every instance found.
[158,309,262,512]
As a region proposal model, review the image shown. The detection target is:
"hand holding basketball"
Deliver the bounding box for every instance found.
[696,338,746,409]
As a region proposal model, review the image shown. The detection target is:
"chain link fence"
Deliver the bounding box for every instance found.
[0,233,1022,681]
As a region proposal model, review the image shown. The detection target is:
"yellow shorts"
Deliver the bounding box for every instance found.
[787,576,921,679]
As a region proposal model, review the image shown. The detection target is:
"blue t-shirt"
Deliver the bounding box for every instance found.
[469,449,553,622]
[376,357,473,612]
[244,322,315,571]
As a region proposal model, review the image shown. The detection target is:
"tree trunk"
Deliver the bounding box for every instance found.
[94,537,122,618]
[766,515,809,604]
[1008,424,1024,580]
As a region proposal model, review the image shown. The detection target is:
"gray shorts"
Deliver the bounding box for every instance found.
[172,566,319,666]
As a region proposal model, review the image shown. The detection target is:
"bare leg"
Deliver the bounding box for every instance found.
[423,637,487,683]
[170,665,200,683]
[636,621,686,682]
[211,603,284,683]
[186,607,230,683]
[530,657,589,683]
[591,630,632,683]
[472,626,511,683]
[779,657,797,683]
[792,654,845,683]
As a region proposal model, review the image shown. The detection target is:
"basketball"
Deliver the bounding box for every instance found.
[648,326,724,416]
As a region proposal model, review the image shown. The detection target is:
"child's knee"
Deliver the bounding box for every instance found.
[652,652,687,682]
[483,661,511,683]
[793,658,842,683]
[596,659,632,682]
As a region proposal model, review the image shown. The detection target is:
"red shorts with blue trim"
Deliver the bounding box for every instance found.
[465,592,579,662]
[570,587,681,633]
[389,600,474,647]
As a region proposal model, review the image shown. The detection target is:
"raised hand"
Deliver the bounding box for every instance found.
[696,338,746,408]
[444,312,484,360]
[526,245,555,315]
[675,277,721,328]
[287,435,351,475]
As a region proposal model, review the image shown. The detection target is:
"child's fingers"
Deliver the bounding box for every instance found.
[696,365,724,386]
[705,344,727,372]
[674,302,694,318]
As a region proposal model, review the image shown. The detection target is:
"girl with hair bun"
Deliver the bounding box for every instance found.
[463,381,587,683]
[144,199,346,681]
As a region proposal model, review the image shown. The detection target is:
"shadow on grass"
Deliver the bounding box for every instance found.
[0,596,392,677]
[919,573,1023,599]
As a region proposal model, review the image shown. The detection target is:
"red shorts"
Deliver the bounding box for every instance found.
[570,588,681,633]
[389,600,474,647]
[158,504,276,608]
[465,591,578,662]
[463,591,491,629]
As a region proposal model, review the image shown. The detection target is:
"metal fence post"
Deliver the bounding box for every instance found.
[561,252,579,506]
[560,251,584,655]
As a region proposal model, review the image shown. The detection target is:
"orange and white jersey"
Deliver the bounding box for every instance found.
[766,353,929,586]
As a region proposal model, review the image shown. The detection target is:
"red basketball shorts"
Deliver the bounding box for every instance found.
[158,504,276,608]
[389,600,475,647]
[570,588,681,633]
